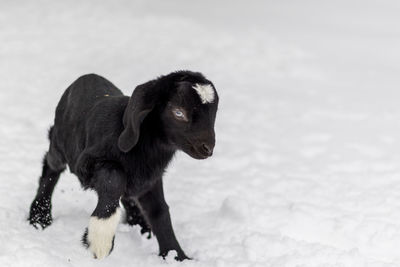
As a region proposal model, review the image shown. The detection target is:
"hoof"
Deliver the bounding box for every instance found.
[175,254,191,262]
[28,198,52,229]
[82,228,115,259]
[160,250,191,261]
[82,209,121,259]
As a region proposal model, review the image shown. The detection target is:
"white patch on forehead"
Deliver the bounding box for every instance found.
[192,83,215,104]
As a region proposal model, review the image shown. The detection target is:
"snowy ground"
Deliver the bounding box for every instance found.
[2,0,400,266]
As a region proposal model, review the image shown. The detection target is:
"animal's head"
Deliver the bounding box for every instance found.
[118,71,219,159]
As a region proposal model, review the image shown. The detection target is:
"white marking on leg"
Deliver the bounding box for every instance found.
[192,83,215,104]
[88,208,121,259]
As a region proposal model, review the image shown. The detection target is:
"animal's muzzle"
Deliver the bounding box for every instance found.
[199,142,214,157]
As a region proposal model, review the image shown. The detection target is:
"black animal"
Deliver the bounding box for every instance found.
[28,71,219,260]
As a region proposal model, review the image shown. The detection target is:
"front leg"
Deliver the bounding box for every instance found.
[138,180,189,261]
[82,164,126,259]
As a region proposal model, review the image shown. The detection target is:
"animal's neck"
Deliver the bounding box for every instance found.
[138,115,176,162]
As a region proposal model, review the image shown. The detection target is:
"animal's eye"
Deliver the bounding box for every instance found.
[172,108,188,121]
[175,110,184,117]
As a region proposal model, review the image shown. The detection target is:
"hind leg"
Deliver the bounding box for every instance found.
[29,150,65,229]
[121,196,152,238]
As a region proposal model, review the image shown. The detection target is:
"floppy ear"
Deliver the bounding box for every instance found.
[118,81,158,152]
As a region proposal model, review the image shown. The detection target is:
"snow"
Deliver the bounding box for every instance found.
[1,0,400,266]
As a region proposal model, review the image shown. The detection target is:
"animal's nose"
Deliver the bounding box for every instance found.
[201,143,214,156]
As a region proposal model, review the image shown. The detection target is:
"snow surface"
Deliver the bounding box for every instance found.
[2,0,400,266]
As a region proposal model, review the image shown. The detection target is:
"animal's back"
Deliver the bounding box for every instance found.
[56,73,123,120]
[51,74,126,171]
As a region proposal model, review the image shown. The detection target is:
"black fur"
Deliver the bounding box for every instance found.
[121,197,152,238]
[28,71,219,261]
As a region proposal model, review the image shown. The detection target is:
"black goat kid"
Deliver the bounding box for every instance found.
[28,71,219,260]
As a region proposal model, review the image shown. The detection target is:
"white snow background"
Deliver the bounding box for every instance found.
[1,0,400,266]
